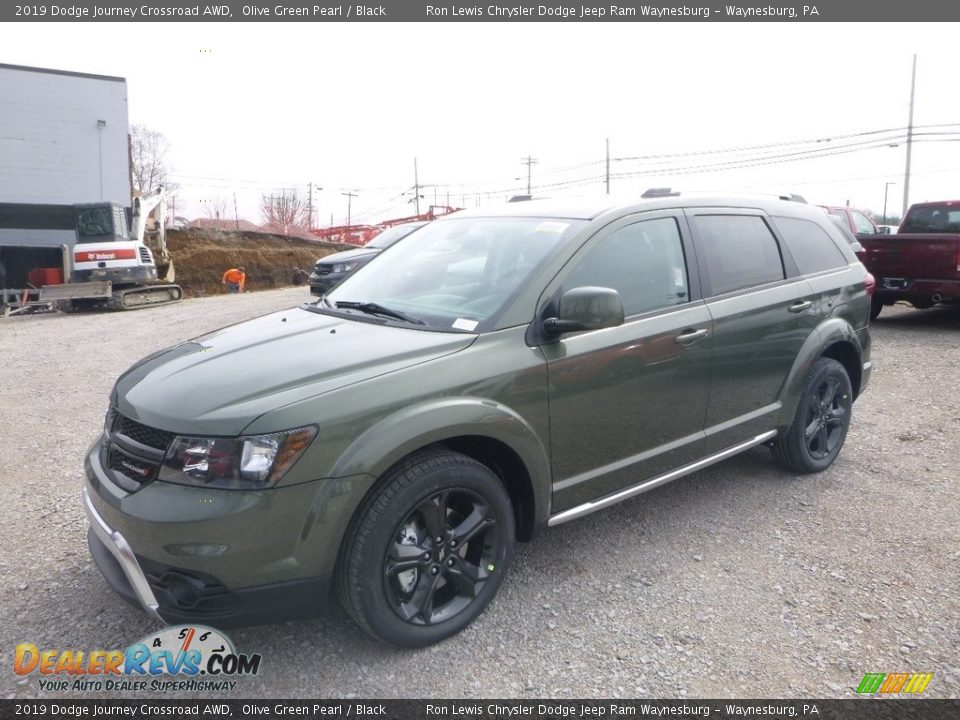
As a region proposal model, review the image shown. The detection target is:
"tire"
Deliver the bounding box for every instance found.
[869,296,883,321]
[773,358,853,474]
[57,300,77,314]
[337,450,515,647]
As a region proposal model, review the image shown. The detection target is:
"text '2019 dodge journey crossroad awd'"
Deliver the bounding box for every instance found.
[85,192,872,647]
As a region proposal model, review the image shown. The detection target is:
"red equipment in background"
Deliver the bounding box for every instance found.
[310,205,460,246]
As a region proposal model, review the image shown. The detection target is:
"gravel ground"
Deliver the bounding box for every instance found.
[1,290,957,699]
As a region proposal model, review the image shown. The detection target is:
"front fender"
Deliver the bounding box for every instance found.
[777,318,864,427]
[327,396,553,527]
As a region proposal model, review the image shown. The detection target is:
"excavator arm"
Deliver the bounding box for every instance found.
[132,188,175,282]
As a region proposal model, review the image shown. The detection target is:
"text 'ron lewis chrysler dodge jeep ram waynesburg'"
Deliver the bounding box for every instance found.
[84,192,873,647]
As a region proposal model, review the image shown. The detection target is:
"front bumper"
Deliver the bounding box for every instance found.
[83,486,162,620]
[83,439,349,627]
[308,273,348,295]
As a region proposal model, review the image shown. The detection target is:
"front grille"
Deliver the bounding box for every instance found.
[107,446,158,483]
[316,264,332,275]
[103,411,174,491]
[115,414,175,452]
[139,246,153,264]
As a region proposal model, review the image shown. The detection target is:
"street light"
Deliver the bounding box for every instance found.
[882,182,896,225]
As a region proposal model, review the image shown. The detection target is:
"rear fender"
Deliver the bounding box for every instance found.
[776,319,863,427]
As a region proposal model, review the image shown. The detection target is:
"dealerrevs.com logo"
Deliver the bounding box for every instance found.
[14,625,261,693]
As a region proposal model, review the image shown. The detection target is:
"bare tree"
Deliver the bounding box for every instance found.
[130,124,177,199]
[201,196,229,221]
[261,189,310,235]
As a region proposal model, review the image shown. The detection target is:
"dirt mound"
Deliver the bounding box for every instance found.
[166,228,351,297]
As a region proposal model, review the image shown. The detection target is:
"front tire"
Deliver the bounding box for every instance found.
[338,450,515,647]
[773,358,853,474]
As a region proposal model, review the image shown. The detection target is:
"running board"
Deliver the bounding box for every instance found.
[547,430,778,527]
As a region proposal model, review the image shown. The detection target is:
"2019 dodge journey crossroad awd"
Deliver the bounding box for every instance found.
[85,192,873,647]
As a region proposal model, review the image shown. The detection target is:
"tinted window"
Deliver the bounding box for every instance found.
[368,222,425,249]
[772,216,847,274]
[850,211,876,234]
[901,204,960,233]
[695,215,784,295]
[565,217,689,317]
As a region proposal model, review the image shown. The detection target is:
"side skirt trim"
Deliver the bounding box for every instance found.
[547,430,777,527]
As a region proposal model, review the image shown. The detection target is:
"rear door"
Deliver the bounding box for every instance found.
[687,209,818,454]
[540,210,713,513]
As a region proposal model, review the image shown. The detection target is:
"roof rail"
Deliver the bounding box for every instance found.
[778,193,808,203]
[641,187,679,198]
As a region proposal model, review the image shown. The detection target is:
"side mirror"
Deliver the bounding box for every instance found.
[544,286,624,337]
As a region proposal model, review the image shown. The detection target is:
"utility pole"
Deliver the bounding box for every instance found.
[903,54,917,217]
[342,191,357,227]
[413,158,421,215]
[308,182,323,230]
[883,182,896,225]
[233,192,239,231]
[521,155,538,195]
[605,138,610,195]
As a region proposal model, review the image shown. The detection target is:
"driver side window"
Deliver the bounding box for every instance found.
[565,217,689,317]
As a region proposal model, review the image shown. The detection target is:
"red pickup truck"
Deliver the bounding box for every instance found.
[858,200,960,319]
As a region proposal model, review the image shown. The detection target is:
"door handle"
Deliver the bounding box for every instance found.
[788,300,813,313]
[675,328,709,345]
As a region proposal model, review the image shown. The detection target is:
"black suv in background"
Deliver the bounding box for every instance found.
[309,221,427,295]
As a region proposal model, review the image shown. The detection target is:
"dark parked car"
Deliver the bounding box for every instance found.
[85,193,873,647]
[309,221,427,295]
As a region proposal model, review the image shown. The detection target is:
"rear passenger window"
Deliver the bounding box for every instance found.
[694,215,785,295]
[772,216,847,274]
[565,217,689,317]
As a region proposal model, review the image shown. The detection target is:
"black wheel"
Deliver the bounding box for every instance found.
[57,300,77,313]
[773,358,853,474]
[869,296,883,321]
[338,450,515,647]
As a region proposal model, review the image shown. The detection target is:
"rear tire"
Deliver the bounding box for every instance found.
[773,358,853,474]
[337,450,515,647]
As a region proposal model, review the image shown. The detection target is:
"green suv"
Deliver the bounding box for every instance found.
[85,193,873,647]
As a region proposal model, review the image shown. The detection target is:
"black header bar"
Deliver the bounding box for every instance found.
[1,699,959,720]
[3,0,960,22]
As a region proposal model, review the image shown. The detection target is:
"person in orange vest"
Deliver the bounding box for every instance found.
[222,266,246,294]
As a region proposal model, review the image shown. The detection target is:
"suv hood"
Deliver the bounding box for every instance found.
[315,247,379,266]
[114,307,475,436]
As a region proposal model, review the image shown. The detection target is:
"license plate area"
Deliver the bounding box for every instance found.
[882,277,909,290]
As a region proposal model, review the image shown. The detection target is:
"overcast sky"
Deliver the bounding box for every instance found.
[5,22,959,225]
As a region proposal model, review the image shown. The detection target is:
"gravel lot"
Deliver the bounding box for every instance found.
[1,289,958,699]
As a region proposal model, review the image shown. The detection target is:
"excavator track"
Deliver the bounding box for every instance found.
[109,284,183,310]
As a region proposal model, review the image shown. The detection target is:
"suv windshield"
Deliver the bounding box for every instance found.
[325,216,582,331]
[367,222,427,249]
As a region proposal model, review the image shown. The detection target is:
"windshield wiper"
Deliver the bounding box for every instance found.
[335,301,425,325]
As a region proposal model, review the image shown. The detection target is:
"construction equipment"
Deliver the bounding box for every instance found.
[0,63,182,315]
[1,190,183,314]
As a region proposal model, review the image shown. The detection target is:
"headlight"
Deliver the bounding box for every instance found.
[158,426,317,490]
[332,261,359,274]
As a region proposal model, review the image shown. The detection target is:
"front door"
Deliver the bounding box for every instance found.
[540,211,713,514]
